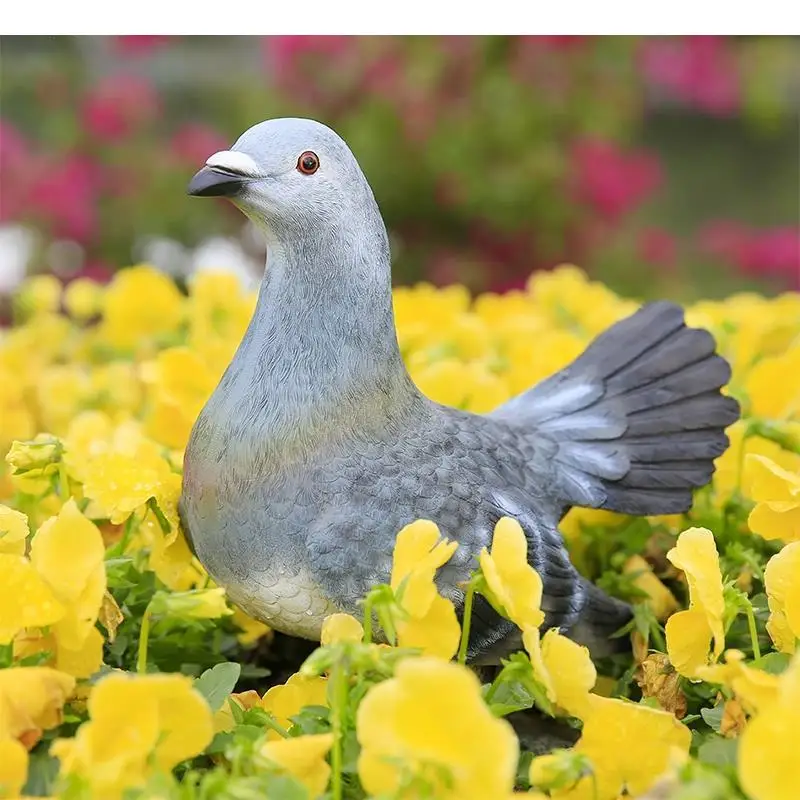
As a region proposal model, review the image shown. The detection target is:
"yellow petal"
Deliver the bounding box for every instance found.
[0,554,64,645]
[56,626,105,679]
[0,738,28,798]
[540,629,596,717]
[739,653,800,800]
[321,613,364,645]
[479,517,544,630]
[261,732,334,798]
[357,657,518,800]
[744,455,800,503]
[260,674,329,740]
[52,564,106,650]
[30,499,106,603]
[0,505,29,556]
[623,555,679,621]
[396,592,461,660]
[213,690,261,733]
[764,543,800,653]
[390,520,457,591]
[666,527,724,660]
[665,607,713,678]
[522,626,555,704]
[748,502,800,543]
[0,667,75,746]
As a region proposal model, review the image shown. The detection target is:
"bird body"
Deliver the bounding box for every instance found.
[180,118,739,661]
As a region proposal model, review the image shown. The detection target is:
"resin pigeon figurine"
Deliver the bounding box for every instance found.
[180,118,739,661]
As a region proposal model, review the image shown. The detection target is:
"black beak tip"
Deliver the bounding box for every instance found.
[187,166,245,198]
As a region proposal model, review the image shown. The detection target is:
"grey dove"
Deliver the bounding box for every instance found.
[180,117,740,661]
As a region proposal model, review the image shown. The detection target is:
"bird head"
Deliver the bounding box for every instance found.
[187,117,372,237]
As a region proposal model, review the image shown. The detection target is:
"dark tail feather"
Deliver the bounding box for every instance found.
[493,301,741,516]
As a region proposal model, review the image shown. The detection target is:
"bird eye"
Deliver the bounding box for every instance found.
[297,151,320,175]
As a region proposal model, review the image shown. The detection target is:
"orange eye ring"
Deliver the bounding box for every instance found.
[297,151,320,175]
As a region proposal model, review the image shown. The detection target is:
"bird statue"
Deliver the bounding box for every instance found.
[180,117,739,662]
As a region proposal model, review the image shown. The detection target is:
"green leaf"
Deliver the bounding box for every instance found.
[752,651,791,675]
[194,662,241,712]
[700,704,725,733]
[697,735,739,768]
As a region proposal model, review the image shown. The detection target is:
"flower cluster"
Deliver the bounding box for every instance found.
[0,263,798,799]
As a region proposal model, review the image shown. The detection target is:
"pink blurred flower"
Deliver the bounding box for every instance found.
[571,138,663,221]
[113,36,174,55]
[268,36,350,72]
[699,221,800,287]
[641,36,740,116]
[637,227,677,267]
[170,123,230,166]
[28,155,97,242]
[82,74,160,141]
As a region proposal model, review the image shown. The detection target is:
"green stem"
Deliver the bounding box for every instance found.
[362,594,374,645]
[58,465,70,500]
[263,714,290,739]
[744,601,762,661]
[330,660,348,800]
[457,579,477,665]
[137,605,153,674]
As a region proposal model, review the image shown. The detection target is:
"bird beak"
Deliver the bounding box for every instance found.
[187,166,247,197]
[187,150,261,198]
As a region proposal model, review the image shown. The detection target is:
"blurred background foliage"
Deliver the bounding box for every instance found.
[0,35,798,302]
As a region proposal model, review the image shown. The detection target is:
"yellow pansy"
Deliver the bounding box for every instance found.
[745,347,800,420]
[696,650,779,714]
[523,627,597,718]
[0,505,29,556]
[479,517,545,630]
[321,613,364,645]
[213,690,262,733]
[81,449,178,525]
[763,542,800,653]
[30,499,106,657]
[357,657,518,800]
[260,673,329,740]
[99,265,184,350]
[739,653,800,800]
[261,732,334,798]
[52,672,213,799]
[0,738,28,799]
[0,554,64,645]
[744,454,800,543]
[390,520,461,659]
[0,667,75,748]
[664,527,725,677]
[159,587,231,620]
[63,277,105,321]
[549,695,691,799]
[623,555,679,621]
[16,274,62,316]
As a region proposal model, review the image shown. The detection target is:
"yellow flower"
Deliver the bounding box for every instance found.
[63,278,104,322]
[558,695,691,799]
[261,733,334,798]
[744,454,800,543]
[321,613,364,645]
[696,650,779,714]
[30,499,106,655]
[739,652,800,800]
[623,555,679,621]
[16,274,62,316]
[745,347,800,420]
[81,448,178,525]
[522,627,596,718]
[52,672,213,799]
[763,542,800,653]
[0,738,28,799]
[100,265,184,350]
[0,505,29,556]
[357,657,519,800]
[5,434,62,475]
[260,674,329,740]
[0,667,75,749]
[390,520,461,659]
[664,527,725,677]
[231,607,272,646]
[479,517,545,630]
[0,554,64,645]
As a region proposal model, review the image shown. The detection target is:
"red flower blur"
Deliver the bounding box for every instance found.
[82,74,161,141]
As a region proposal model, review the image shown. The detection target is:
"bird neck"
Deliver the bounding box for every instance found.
[220,210,420,440]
